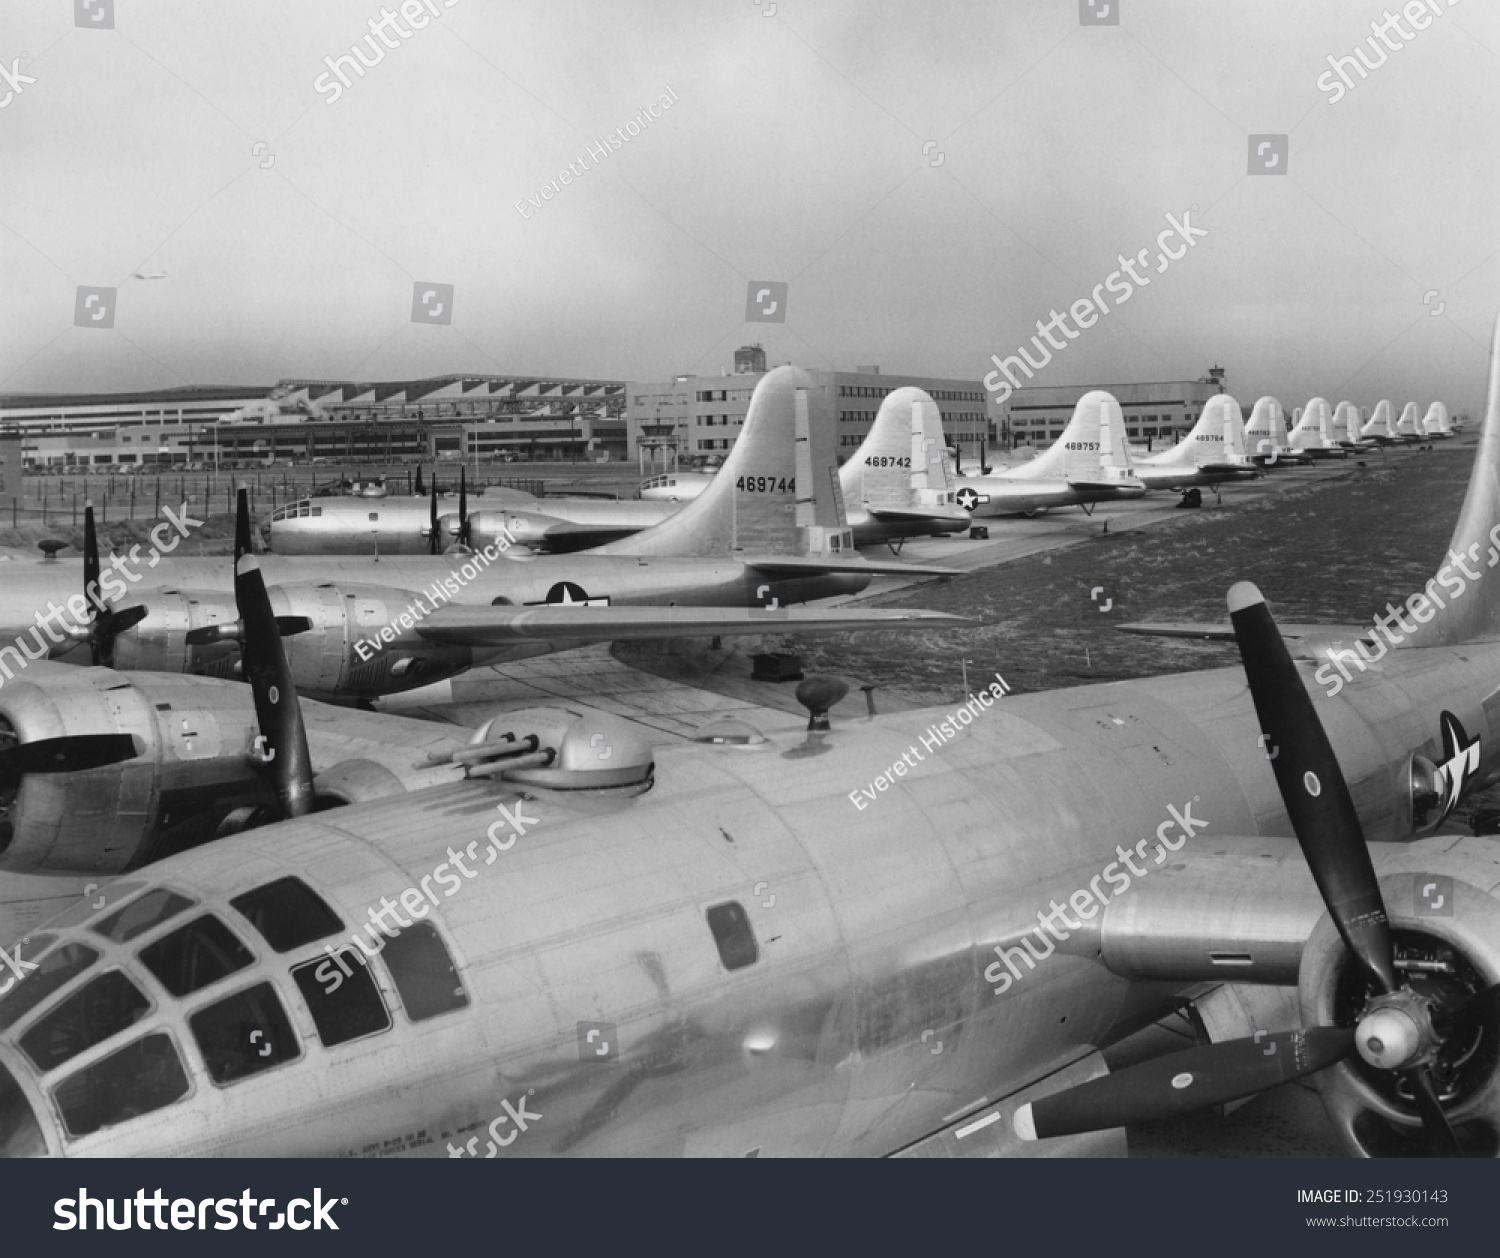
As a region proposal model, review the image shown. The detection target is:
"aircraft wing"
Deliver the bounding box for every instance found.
[1116,621,1366,642]
[414,603,977,646]
[741,555,962,578]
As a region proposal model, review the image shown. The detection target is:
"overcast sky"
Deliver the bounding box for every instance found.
[1,0,1496,416]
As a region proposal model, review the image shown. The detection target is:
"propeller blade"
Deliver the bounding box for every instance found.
[415,465,426,498]
[1405,1065,1464,1156]
[234,489,314,819]
[458,465,469,547]
[234,484,254,563]
[1227,581,1397,994]
[0,733,142,778]
[1014,1028,1355,1141]
[429,481,440,556]
[82,502,102,666]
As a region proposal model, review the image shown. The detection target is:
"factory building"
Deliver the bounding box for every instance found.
[2,374,629,467]
[627,346,996,469]
[1000,367,1228,448]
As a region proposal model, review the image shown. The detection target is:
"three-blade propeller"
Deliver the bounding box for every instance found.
[1014,581,1480,1156]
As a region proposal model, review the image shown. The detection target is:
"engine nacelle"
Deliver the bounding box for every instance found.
[112,583,478,700]
[1299,869,1500,1157]
[0,665,274,875]
[468,509,547,551]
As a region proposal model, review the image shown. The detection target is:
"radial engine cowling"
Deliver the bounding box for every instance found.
[1299,870,1500,1157]
[0,665,274,875]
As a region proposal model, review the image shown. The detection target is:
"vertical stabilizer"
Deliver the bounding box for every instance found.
[1396,402,1424,438]
[840,386,952,512]
[1245,397,1288,459]
[1011,391,1134,482]
[1334,401,1363,444]
[604,365,841,559]
[1290,397,1332,450]
[1423,401,1452,436]
[1362,400,1396,439]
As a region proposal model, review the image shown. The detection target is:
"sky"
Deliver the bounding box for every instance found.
[1,0,1496,417]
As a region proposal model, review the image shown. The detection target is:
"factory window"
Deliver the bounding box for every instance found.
[292,952,391,1047]
[381,923,469,1022]
[52,1033,189,1138]
[190,982,300,1085]
[21,970,151,1072]
[705,901,758,972]
[140,915,255,998]
[231,877,344,953]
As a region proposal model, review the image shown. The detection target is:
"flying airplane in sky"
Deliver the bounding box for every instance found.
[1287,398,1348,460]
[1241,396,1311,468]
[0,369,967,702]
[1131,394,1258,491]
[12,319,1500,1159]
[1425,402,1455,439]
[951,391,1146,518]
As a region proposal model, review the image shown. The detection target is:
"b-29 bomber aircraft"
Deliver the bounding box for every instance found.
[0,368,968,703]
[8,316,1500,1158]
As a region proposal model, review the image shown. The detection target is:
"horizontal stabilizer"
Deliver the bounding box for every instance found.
[867,506,972,525]
[742,554,961,578]
[415,604,977,647]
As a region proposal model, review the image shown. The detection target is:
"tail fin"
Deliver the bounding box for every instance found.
[1012,390,1134,481]
[1406,311,1500,646]
[841,387,948,512]
[604,365,844,559]
[1221,396,1250,461]
[1246,397,1287,458]
[1334,401,1362,443]
[1141,394,1240,468]
[1396,402,1423,437]
[1290,397,1331,449]
[1363,399,1396,438]
[1424,401,1452,436]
